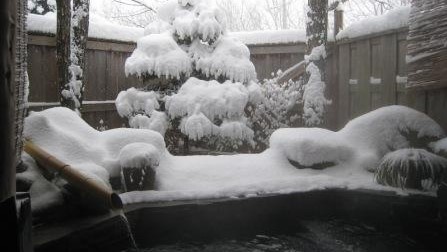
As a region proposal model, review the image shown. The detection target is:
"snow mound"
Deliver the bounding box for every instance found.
[125,33,192,79]
[23,107,166,209]
[270,106,444,171]
[270,128,354,167]
[336,6,410,40]
[339,105,445,158]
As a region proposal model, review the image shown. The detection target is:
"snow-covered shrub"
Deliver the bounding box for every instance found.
[121,0,258,152]
[375,149,447,190]
[115,87,168,135]
[249,72,304,151]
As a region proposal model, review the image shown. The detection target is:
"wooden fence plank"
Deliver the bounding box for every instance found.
[338,44,350,127]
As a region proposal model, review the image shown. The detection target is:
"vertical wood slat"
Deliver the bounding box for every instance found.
[357,39,371,116]
[380,33,397,106]
[338,44,350,127]
[370,37,383,110]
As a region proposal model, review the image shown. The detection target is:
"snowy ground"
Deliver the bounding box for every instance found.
[21,106,444,211]
[120,149,414,205]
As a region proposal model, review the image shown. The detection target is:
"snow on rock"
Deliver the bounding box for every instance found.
[231,30,306,45]
[270,128,354,167]
[194,36,256,83]
[270,106,444,172]
[125,33,192,78]
[27,12,144,42]
[336,6,411,40]
[23,107,166,210]
[339,106,445,159]
[119,143,161,168]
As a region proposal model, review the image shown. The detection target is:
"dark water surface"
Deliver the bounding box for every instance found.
[127,219,435,252]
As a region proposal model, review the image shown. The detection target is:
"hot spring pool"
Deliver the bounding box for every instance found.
[128,218,436,252]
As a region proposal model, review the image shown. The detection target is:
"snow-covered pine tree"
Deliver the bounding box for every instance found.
[119,0,260,152]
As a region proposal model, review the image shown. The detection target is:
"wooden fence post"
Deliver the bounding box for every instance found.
[334,7,344,37]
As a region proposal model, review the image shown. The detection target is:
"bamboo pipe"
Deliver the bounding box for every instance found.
[23,140,123,210]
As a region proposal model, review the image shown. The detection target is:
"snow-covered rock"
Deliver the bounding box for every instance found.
[23,107,166,211]
[270,128,354,167]
[270,106,445,171]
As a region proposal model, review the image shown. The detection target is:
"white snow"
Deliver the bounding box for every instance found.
[22,106,442,208]
[230,30,306,45]
[303,45,331,126]
[116,88,160,117]
[115,88,168,135]
[370,77,382,85]
[125,33,192,79]
[23,107,166,210]
[336,6,411,40]
[166,77,255,141]
[27,12,144,42]
[28,12,304,47]
[431,138,447,155]
[192,36,257,83]
[270,128,354,167]
[119,143,161,168]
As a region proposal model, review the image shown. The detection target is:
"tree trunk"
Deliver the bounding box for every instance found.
[0,0,18,250]
[71,0,90,113]
[302,0,329,126]
[57,0,72,109]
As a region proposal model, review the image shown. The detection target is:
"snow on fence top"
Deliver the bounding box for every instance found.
[230,29,306,45]
[28,13,144,42]
[28,13,305,45]
[336,6,411,40]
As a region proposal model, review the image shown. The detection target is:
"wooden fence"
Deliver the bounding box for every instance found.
[27,30,447,133]
[27,33,305,130]
[335,28,447,131]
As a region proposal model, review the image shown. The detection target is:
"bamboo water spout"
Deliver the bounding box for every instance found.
[24,140,123,210]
